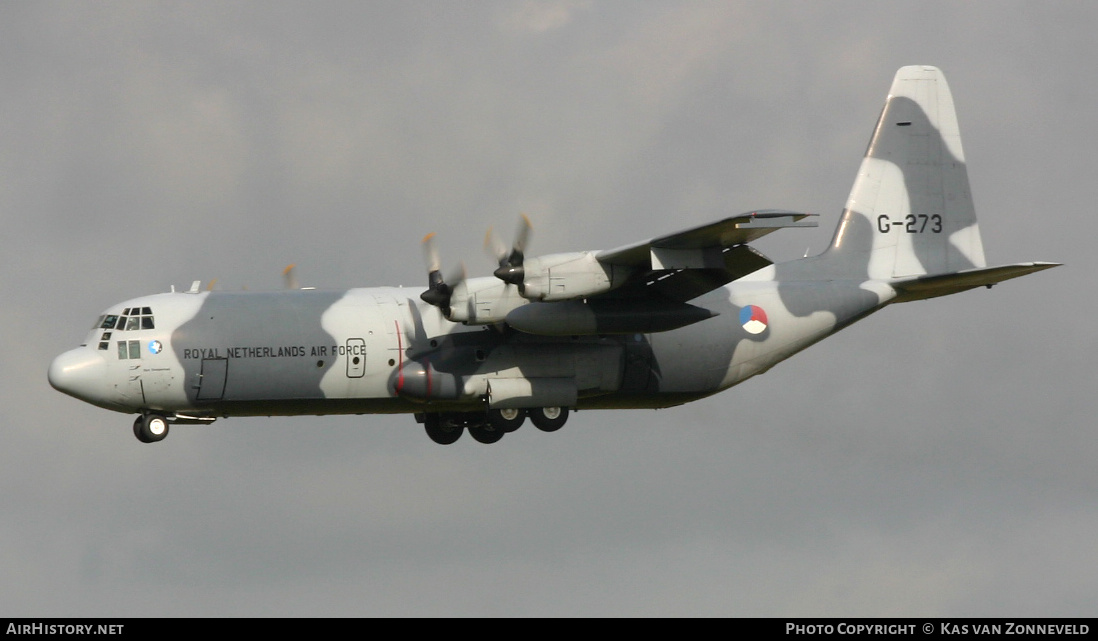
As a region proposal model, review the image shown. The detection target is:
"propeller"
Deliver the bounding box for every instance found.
[488,214,532,287]
[419,233,465,317]
[282,264,299,290]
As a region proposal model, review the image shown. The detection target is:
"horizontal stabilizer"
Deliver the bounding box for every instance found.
[891,262,1061,302]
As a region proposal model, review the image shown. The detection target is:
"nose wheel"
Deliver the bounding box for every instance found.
[133,414,170,443]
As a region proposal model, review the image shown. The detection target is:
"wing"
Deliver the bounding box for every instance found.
[596,209,816,266]
[595,210,817,302]
[447,210,819,333]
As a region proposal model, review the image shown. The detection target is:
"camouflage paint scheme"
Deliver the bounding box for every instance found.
[48,66,1058,443]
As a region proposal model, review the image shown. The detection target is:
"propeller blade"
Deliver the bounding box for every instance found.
[282,264,299,290]
[421,233,441,274]
[447,262,467,291]
[491,214,532,286]
[512,213,532,263]
[418,233,465,318]
[484,227,509,266]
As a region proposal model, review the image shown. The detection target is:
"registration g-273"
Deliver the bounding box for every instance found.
[877,213,943,233]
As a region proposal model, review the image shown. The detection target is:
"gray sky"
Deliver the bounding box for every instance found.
[3,1,1094,616]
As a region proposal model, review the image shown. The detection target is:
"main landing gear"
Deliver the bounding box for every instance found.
[420,407,571,445]
[133,413,170,443]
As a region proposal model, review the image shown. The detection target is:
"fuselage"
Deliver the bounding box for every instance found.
[48,270,896,420]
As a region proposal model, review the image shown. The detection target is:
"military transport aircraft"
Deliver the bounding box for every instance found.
[49,66,1058,445]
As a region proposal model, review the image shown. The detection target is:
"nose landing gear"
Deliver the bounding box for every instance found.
[133,414,170,443]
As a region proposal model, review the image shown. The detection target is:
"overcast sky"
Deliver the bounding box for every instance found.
[3,1,1094,616]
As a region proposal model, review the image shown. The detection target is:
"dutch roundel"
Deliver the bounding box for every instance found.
[739,305,768,335]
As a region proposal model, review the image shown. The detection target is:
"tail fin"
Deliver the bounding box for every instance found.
[822,66,987,279]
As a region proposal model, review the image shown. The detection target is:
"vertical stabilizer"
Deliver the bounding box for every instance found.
[822,66,986,280]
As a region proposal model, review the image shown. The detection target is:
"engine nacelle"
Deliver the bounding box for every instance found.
[444,276,526,324]
[443,254,636,325]
[520,252,632,302]
[391,359,469,402]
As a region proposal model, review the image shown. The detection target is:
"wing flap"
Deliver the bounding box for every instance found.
[640,245,774,302]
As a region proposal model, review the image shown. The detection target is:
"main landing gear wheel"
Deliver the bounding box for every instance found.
[468,423,506,444]
[133,414,169,443]
[424,414,464,445]
[487,408,525,433]
[529,407,569,432]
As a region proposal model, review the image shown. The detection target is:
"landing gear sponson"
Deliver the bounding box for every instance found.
[419,407,570,445]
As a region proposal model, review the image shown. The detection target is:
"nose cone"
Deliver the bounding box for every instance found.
[49,348,107,404]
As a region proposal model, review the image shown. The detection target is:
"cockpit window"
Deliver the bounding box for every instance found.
[100,309,155,331]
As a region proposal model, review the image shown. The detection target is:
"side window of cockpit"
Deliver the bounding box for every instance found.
[117,340,142,360]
